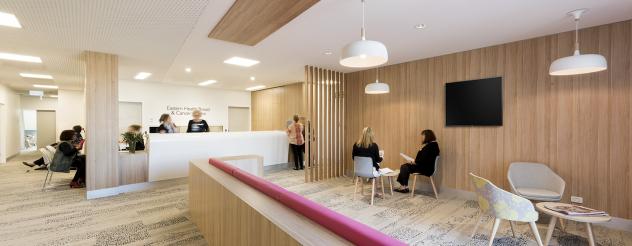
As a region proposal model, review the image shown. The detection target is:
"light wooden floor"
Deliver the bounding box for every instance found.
[1,153,630,245]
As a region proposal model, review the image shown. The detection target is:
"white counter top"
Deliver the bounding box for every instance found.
[147,131,289,181]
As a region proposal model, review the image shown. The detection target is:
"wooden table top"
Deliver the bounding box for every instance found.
[536,202,611,223]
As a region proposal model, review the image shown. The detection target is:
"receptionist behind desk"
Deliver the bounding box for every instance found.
[158,114,177,133]
[187,110,209,133]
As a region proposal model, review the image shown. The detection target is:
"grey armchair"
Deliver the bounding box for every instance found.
[507,162,565,202]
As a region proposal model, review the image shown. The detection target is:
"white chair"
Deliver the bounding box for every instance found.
[353,156,384,205]
[470,173,543,246]
[507,162,565,202]
[40,148,55,190]
[410,156,440,199]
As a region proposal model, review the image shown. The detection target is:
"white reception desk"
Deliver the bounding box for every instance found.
[147,131,289,182]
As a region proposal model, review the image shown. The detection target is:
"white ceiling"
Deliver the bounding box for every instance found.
[1,0,631,92]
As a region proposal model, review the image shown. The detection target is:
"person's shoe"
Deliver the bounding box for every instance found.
[22,162,35,167]
[70,181,85,188]
[293,167,300,170]
[34,166,47,170]
[394,188,410,193]
[300,166,304,170]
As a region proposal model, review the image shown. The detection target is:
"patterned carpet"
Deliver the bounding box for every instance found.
[1,152,630,245]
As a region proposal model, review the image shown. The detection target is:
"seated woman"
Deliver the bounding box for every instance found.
[51,130,86,188]
[395,129,440,193]
[158,113,177,133]
[352,127,382,175]
[72,125,84,150]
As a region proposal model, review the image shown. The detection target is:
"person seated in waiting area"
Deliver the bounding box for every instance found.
[394,129,440,193]
[51,130,86,188]
[22,142,59,169]
[352,127,383,175]
[186,110,209,133]
[158,113,177,133]
[123,124,145,151]
[71,125,85,150]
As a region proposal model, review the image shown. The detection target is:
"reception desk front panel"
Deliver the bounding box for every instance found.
[148,131,288,182]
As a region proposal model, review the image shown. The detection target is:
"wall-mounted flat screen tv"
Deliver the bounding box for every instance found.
[445,77,502,126]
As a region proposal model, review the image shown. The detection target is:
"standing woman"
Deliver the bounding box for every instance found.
[395,129,440,193]
[187,110,209,133]
[158,113,177,134]
[287,115,304,170]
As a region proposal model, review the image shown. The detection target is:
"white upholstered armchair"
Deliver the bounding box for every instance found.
[507,162,565,202]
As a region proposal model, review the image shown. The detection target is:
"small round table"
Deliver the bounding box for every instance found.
[535,202,611,246]
[380,170,400,196]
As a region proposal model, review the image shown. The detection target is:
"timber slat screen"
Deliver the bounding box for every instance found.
[304,66,345,182]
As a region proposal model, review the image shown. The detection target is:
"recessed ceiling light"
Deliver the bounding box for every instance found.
[29,90,43,96]
[250,76,255,81]
[0,52,42,63]
[49,94,58,98]
[246,85,266,91]
[414,24,427,29]
[185,67,192,73]
[20,73,53,80]
[0,11,21,28]
[33,84,58,89]
[323,51,333,55]
[224,56,260,67]
[198,80,217,86]
[134,72,151,80]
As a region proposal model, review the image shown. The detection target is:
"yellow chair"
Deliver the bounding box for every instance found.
[469,173,543,246]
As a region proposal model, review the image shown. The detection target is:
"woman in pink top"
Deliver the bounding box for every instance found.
[287,115,305,170]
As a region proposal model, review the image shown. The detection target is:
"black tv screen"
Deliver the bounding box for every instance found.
[445,77,503,126]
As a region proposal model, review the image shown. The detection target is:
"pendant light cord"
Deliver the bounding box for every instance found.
[574,17,579,52]
[375,67,379,83]
[361,0,366,40]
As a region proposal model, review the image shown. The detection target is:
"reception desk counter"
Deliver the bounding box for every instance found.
[148,131,288,182]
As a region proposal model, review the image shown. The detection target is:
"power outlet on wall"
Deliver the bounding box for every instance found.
[570,196,583,204]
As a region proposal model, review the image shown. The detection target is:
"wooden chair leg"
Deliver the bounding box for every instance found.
[380,176,385,196]
[471,212,483,238]
[488,218,501,246]
[429,176,438,199]
[370,178,376,205]
[353,177,359,200]
[529,221,544,246]
[509,221,516,237]
[410,175,417,198]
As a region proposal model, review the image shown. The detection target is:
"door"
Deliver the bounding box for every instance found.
[228,107,250,132]
[36,110,56,148]
[119,101,143,134]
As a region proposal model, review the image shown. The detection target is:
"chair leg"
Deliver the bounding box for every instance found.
[48,172,53,184]
[410,175,417,198]
[353,176,359,200]
[488,218,501,246]
[361,178,365,195]
[471,212,483,238]
[380,176,385,196]
[529,221,544,246]
[42,171,50,191]
[509,221,516,237]
[388,177,394,196]
[429,176,438,199]
[558,218,566,231]
[370,178,376,205]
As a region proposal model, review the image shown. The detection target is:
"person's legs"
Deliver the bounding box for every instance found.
[290,144,300,170]
[34,157,44,165]
[297,144,304,169]
[71,156,86,188]
[397,163,413,187]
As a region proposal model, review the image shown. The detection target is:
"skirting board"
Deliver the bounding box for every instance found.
[86,182,153,199]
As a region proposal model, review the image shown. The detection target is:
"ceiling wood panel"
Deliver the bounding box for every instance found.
[208,0,319,46]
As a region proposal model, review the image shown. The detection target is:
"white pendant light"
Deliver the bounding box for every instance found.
[365,67,389,94]
[549,9,607,76]
[340,0,388,68]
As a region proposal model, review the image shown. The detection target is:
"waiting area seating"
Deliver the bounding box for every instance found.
[507,162,565,202]
[410,156,440,199]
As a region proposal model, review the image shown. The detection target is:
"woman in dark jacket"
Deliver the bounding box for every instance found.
[186,110,209,133]
[52,130,86,188]
[395,129,440,193]
[352,127,383,172]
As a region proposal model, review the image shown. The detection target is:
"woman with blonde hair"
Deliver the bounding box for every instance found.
[287,115,304,170]
[187,109,209,133]
[352,127,382,172]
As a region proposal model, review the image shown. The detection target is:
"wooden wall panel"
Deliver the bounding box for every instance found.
[83,51,119,192]
[305,66,345,182]
[344,20,632,219]
[251,83,304,131]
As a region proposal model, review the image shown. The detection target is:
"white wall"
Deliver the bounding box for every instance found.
[119,80,251,130]
[0,84,22,163]
[56,89,85,135]
[20,95,57,111]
